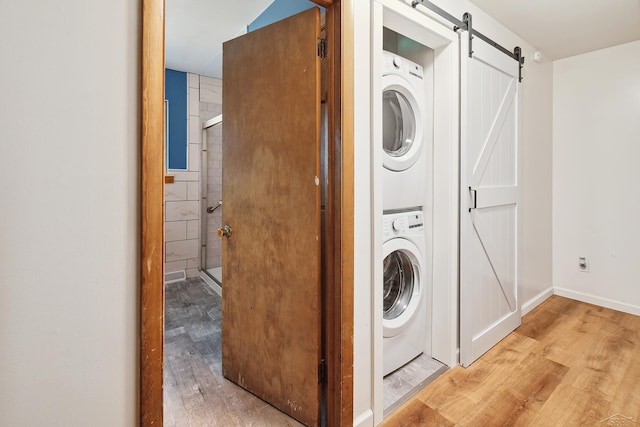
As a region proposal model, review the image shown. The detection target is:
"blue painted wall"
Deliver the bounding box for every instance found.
[164,2,321,169]
[165,69,188,170]
[248,0,322,32]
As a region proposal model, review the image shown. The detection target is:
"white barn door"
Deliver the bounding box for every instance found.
[460,32,521,367]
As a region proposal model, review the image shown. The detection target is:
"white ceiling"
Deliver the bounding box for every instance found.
[165,0,273,78]
[166,0,640,78]
[469,0,640,60]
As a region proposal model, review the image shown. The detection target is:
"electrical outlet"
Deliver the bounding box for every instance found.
[578,257,589,272]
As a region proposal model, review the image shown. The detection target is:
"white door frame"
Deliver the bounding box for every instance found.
[369,1,460,424]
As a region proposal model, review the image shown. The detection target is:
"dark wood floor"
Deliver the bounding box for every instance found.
[382,295,640,427]
[163,277,303,427]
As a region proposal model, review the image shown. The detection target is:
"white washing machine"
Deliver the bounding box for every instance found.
[382,210,430,376]
[382,51,430,211]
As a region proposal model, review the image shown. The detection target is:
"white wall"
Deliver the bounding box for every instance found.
[553,40,640,314]
[517,43,554,312]
[0,1,139,426]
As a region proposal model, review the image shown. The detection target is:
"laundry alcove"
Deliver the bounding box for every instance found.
[366,1,461,423]
[357,0,524,424]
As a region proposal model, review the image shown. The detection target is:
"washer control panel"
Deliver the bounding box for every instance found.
[383,211,424,238]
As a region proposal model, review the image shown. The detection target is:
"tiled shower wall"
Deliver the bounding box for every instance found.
[164,74,222,278]
[200,76,223,271]
[164,73,201,278]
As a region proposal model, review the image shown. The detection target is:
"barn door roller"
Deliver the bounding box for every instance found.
[411,1,525,81]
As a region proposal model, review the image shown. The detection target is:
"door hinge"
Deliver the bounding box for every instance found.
[317,38,327,60]
[318,359,328,385]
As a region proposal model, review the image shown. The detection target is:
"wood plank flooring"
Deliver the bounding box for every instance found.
[382,296,640,427]
[164,277,303,427]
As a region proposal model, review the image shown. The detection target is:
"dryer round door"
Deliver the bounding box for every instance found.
[382,74,424,172]
[383,238,423,338]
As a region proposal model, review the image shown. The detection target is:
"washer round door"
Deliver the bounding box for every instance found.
[383,238,423,338]
[382,74,424,172]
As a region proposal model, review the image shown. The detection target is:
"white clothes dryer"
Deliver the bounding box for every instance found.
[382,210,430,376]
[382,51,430,211]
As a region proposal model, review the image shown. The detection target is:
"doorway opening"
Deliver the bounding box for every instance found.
[140,1,353,425]
[163,4,335,427]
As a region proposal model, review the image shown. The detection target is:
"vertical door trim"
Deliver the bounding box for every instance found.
[140,0,352,426]
[324,1,354,425]
[140,0,165,424]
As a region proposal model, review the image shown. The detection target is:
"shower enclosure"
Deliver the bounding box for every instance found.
[200,88,328,292]
[201,114,223,285]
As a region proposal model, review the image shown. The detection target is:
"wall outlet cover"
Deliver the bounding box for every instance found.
[578,257,589,272]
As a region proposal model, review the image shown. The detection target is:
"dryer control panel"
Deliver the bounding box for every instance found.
[383,51,424,81]
[383,211,424,238]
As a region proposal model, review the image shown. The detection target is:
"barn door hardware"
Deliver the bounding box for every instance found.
[410,0,465,33]
[469,187,477,212]
[514,46,525,82]
[411,1,525,77]
[463,13,473,58]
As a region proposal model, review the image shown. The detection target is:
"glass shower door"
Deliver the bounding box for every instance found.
[201,114,223,285]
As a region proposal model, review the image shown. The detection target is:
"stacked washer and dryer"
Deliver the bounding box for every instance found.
[382,50,432,376]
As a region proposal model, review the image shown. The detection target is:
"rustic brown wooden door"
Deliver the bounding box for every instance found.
[221,8,322,426]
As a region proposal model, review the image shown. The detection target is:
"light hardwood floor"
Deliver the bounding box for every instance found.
[382,295,640,427]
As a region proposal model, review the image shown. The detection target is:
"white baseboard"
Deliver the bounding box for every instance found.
[554,287,640,316]
[353,410,374,427]
[520,286,554,317]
